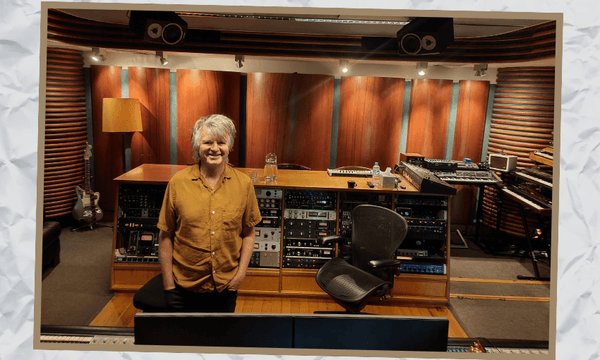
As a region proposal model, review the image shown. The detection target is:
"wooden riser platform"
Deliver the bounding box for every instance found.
[90,293,469,339]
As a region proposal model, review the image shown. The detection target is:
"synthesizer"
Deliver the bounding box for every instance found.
[327,169,372,177]
[434,169,503,185]
[394,162,457,195]
[502,185,551,216]
[515,167,552,189]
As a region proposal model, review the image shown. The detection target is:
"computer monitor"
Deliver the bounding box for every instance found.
[488,153,517,172]
[134,312,449,351]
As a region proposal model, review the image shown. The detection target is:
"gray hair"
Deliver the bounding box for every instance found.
[191,114,236,163]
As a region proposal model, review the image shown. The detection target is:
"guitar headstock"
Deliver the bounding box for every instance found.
[84,143,93,160]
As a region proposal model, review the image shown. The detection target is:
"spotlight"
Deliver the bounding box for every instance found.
[416,62,427,76]
[474,64,487,77]
[235,55,244,68]
[91,47,105,62]
[340,59,349,74]
[156,51,168,66]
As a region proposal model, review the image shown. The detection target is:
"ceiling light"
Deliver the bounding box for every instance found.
[340,59,349,74]
[91,47,105,62]
[156,51,168,66]
[235,55,244,68]
[474,64,488,77]
[416,62,427,76]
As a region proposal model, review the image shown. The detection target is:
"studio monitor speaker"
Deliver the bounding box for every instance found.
[129,11,188,45]
[397,17,454,55]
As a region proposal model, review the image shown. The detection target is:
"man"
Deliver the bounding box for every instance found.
[157,114,262,312]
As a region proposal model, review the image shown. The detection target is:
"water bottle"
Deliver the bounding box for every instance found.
[372,162,381,186]
[264,153,278,182]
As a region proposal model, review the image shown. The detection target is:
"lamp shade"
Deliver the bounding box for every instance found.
[102,98,143,133]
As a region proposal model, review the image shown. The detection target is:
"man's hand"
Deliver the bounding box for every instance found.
[226,269,246,291]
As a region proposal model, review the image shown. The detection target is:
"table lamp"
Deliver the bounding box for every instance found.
[102,98,143,173]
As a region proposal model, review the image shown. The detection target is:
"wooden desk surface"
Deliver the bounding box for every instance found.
[114,164,420,193]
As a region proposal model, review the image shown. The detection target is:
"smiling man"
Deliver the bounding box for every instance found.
[156,114,262,312]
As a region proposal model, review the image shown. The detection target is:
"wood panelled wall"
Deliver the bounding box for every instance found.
[451,80,491,224]
[128,67,171,168]
[90,65,123,216]
[85,66,499,225]
[246,73,334,170]
[337,77,405,170]
[406,79,454,159]
[176,70,241,166]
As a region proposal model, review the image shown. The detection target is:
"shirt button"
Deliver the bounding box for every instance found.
[212,270,216,274]
[212,252,215,255]
[211,231,215,235]
[212,210,215,214]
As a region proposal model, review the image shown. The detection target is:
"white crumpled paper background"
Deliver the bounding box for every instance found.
[1,0,598,359]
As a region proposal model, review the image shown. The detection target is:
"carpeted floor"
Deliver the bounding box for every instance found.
[40,219,114,326]
[40,219,552,342]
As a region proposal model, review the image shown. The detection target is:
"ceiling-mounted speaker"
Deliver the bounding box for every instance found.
[129,11,188,45]
[397,17,454,55]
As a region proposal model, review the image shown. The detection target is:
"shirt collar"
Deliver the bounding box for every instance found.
[189,163,233,181]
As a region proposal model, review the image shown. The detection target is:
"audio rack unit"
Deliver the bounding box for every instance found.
[252,188,283,268]
[115,184,166,264]
[395,195,448,263]
[338,192,393,243]
[282,190,337,269]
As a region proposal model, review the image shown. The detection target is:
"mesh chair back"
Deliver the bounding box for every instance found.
[351,204,408,281]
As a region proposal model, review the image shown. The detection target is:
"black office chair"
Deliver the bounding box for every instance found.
[315,204,408,313]
[133,273,167,312]
[277,163,311,170]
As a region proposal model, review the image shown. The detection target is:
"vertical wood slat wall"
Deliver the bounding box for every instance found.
[43,48,87,219]
[481,67,555,237]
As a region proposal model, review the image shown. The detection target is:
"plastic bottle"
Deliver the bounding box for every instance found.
[372,162,381,186]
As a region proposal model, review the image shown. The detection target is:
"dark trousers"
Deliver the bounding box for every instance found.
[166,282,238,313]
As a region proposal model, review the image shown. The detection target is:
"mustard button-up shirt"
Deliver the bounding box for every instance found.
[157,164,262,292]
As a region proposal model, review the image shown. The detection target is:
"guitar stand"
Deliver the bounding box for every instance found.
[71,221,112,232]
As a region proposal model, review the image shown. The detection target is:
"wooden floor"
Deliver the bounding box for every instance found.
[89,293,469,339]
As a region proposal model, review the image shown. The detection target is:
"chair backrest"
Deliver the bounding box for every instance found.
[351,204,408,279]
[278,163,311,170]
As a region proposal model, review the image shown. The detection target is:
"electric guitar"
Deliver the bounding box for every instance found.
[72,143,103,224]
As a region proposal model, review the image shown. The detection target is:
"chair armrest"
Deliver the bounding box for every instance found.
[316,235,345,246]
[369,259,402,269]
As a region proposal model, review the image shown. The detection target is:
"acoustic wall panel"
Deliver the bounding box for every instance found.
[128,67,171,168]
[482,67,555,237]
[405,79,454,159]
[175,69,240,166]
[43,48,87,219]
[337,76,405,170]
[246,73,334,170]
[90,65,123,215]
[451,80,491,224]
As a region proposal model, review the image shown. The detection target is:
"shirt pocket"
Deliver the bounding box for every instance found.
[223,207,244,231]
